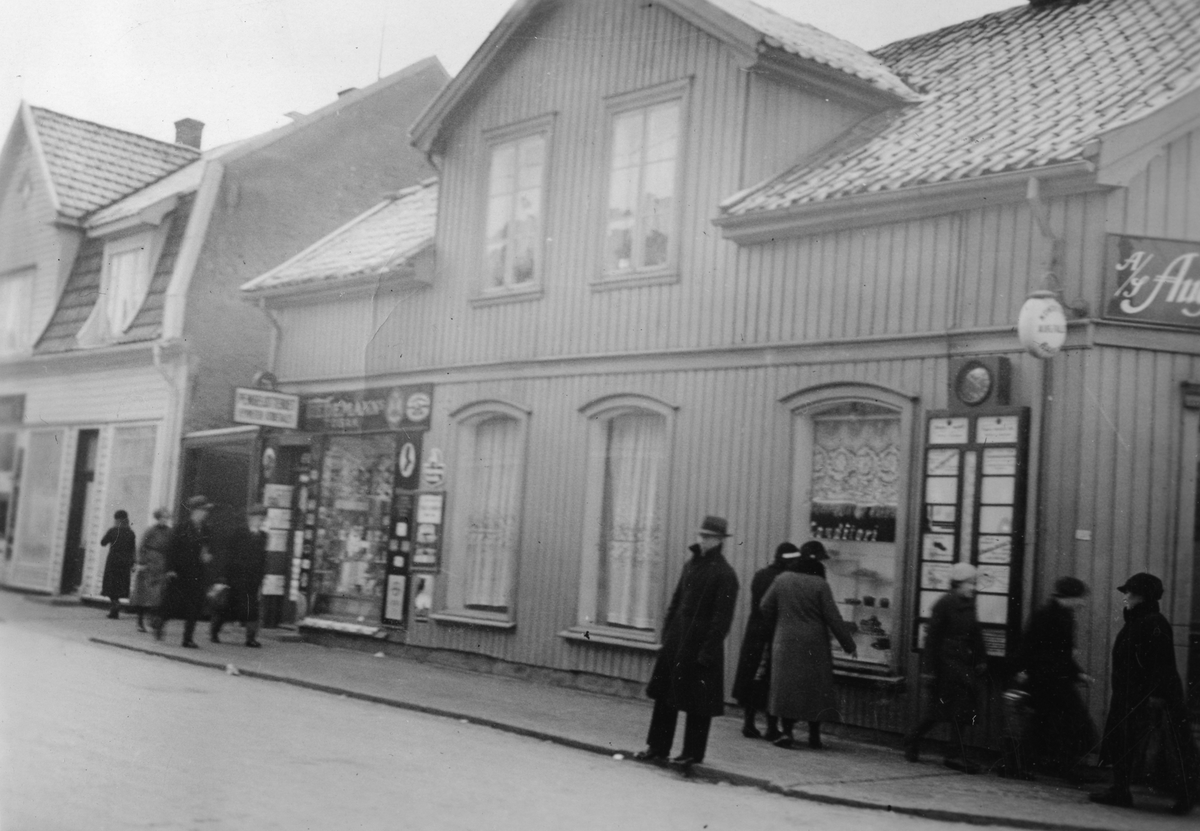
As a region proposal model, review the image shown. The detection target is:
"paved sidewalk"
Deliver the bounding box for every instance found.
[2,590,1191,831]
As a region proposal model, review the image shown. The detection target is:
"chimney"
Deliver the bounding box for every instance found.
[174,118,204,150]
[337,87,358,99]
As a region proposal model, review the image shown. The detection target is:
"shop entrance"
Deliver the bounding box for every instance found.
[60,429,98,594]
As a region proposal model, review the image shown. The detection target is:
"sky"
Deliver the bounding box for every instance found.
[0,0,1019,150]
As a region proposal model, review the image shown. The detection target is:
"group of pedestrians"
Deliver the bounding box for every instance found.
[99,495,268,649]
[631,514,1198,816]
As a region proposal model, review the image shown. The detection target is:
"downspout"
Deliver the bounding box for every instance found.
[258,297,282,374]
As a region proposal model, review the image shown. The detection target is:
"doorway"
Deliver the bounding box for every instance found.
[59,429,98,594]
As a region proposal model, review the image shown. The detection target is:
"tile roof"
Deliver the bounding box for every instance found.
[720,0,1200,217]
[241,179,438,294]
[706,0,917,100]
[29,107,199,219]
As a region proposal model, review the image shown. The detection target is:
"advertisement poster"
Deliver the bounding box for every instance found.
[301,384,433,433]
[1104,234,1200,329]
[261,574,286,596]
[412,575,434,621]
[263,484,294,509]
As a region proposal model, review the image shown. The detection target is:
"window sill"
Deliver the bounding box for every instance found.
[558,625,661,652]
[590,270,679,292]
[469,285,544,307]
[298,616,387,638]
[430,611,516,630]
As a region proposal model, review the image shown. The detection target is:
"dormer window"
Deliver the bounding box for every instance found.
[76,230,158,345]
[0,267,33,355]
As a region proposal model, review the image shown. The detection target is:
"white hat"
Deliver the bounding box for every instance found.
[950,562,978,583]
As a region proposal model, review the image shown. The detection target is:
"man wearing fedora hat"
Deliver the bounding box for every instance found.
[155,496,212,648]
[209,505,269,648]
[635,515,739,768]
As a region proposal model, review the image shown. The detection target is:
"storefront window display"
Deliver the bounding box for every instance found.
[310,434,397,621]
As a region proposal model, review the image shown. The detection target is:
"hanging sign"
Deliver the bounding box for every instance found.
[233,388,300,429]
[1017,292,1067,358]
[1105,233,1200,329]
[301,383,433,433]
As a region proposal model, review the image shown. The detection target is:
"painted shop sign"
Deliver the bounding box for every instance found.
[301,384,433,433]
[233,388,300,429]
[1105,233,1200,329]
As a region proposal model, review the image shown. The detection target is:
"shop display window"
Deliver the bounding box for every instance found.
[310,434,397,621]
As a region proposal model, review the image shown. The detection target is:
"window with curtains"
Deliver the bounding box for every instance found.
[572,395,675,643]
[443,402,530,623]
[77,231,158,345]
[480,116,552,297]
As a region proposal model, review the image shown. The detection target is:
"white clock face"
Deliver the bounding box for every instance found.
[957,365,992,405]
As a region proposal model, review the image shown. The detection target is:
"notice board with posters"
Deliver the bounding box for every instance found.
[914,408,1030,658]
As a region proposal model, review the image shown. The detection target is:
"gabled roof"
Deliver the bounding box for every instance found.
[241,179,438,297]
[411,0,917,154]
[719,0,1200,219]
[28,105,199,219]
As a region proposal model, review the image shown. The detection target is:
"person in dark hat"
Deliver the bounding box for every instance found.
[1013,576,1096,781]
[732,542,798,740]
[635,515,739,768]
[99,510,136,619]
[209,504,269,648]
[155,496,212,648]
[1091,573,1199,814]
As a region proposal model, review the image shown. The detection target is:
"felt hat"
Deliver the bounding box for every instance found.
[799,540,830,561]
[1117,572,1163,601]
[698,515,730,538]
[152,506,171,520]
[775,542,801,561]
[949,562,978,583]
[1052,576,1087,599]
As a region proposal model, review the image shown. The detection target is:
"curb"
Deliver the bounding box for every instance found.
[90,637,1107,831]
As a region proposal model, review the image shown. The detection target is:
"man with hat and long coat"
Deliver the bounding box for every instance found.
[155,495,212,648]
[635,515,739,768]
[209,504,269,648]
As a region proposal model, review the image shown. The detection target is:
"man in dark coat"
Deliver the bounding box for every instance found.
[904,562,988,773]
[100,510,136,619]
[1014,576,1096,779]
[635,515,739,768]
[731,542,796,740]
[154,495,212,648]
[1091,573,1199,815]
[209,505,268,648]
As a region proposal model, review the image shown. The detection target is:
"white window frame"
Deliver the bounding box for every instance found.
[596,78,690,290]
[434,399,531,628]
[783,383,917,674]
[564,393,676,649]
[0,267,34,356]
[474,114,555,306]
[77,229,162,345]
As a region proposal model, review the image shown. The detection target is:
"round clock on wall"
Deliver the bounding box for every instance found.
[955,361,994,406]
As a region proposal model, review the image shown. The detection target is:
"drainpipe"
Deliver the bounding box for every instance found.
[151,339,186,511]
[258,298,282,374]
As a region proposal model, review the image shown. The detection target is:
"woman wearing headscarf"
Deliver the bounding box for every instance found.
[731,542,798,740]
[760,540,856,749]
[1090,573,1198,815]
[100,510,136,619]
[129,508,172,632]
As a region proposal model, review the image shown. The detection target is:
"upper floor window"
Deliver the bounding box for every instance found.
[77,230,158,345]
[603,80,688,281]
[483,123,549,293]
[0,267,34,355]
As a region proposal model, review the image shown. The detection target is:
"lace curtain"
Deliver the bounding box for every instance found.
[602,413,665,629]
[464,416,521,609]
[811,416,900,508]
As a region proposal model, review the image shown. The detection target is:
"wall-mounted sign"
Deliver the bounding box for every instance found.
[1017,292,1067,358]
[422,447,446,488]
[301,383,433,433]
[1105,233,1200,329]
[396,432,423,491]
[233,388,300,429]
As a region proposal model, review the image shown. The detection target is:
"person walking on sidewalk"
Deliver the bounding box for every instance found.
[210,505,268,648]
[635,515,739,769]
[99,511,136,619]
[1090,572,1199,815]
[731,542,796,741]
[129,507,172,632]
[760,540,856,750]
[904,562,987,773]
[1013,576,1096,781]
[155,496,212,648]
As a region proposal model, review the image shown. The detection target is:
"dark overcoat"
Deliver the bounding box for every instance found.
[761,572,856,721]
[923,592,987,722]
[100,526,136,599]
[646,543,739,717]
[129,523,170,608]
[731,562,784,707]
[1100,600,1199,798]
[159,521,208,620]
[1016,599,1095,759]
[218,526,268,623]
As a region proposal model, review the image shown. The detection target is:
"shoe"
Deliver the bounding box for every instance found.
[1170,798,1194,816]
[181,641,199,649]
[943,757,980,774]
[136,623,147,633]
[742,725,762,739]
[773,735,795,749]
[153,625,164,641]
[1088,788,1132,808]
[210,633,221,643]
[107,610,119,619]
[670,755,699,768]
[632,749,668,762]
[245,640,262,648]
[903,745,919,763]
[808,737,824,750]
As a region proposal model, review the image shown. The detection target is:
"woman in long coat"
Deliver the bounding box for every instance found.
[731,542,797,740]
[760,541,856,749]
[129,508,172,632]
[100,511,136,619]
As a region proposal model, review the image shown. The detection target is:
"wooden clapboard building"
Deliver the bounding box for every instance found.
[247,0,1200,738]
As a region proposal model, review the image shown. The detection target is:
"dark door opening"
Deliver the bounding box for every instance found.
[60,429,99,594]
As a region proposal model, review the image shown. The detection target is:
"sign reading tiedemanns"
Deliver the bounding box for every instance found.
[233,388,300,429]
[1105,233,1200,329]
[301,383,433,433]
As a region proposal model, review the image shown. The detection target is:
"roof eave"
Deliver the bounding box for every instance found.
[713,161,1102,244]
[1092,83,1200,188]
[19,102,63,216]
[244,261,426,304]
[752,48,920,112]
